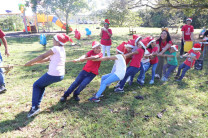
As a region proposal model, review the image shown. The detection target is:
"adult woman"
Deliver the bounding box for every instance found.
[100,19,112,57]
[155,30,173,79]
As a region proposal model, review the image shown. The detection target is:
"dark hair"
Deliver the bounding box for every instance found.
[156,30,172,46]
[203,30,208,37]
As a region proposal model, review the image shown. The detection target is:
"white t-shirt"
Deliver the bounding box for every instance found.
[141,50,150,63]
[47,46,66,76]
[113,54,126,80]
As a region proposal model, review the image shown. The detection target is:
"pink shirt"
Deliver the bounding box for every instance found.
[130,48,144,68]
[48,46,66,76]
[101,29,112,46]
[184,49,201,68]
[83,50,103,75]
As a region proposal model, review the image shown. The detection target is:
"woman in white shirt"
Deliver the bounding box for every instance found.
[25,33,70,118]
[88,54,126,102]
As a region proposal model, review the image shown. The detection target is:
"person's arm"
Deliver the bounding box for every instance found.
[106,29,112,37]
[100,29,103,37]
[36,57,50,64]
[158,43,172,55]
[157,54,174,57]
[74,54,100,62]
[191,32,194,42]
[1,37,9,57]
[125,51,139,58]
[25,50,54,66]
[182,31,185,42]
[182,53,190,58]
[94,56,117,61]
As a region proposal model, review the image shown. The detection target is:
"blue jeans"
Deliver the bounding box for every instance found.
[138,63,158,82]
[163,64,177,78]
[32,73,64,107]
[137,62,150,81]
[95,73,120,98]
[64,70,96,97]
[130,62,143,82]
[119,66,140,89]
[176,63,190,80]
[0,54,5,86]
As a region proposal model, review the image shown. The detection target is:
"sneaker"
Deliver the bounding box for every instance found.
[88,97,100,102]
[137,79,144,86]
[161,76,165,81]
[0,86,6,94]
[155,74,160,79]
[176,79,181,82]
[73,95,80,101]
[149,80,154,84]
[128,80,133,86]
[126,76,131,83]
[180,55,183,58]
[114,87,124,93]
[27,106,40,118]
[60,96,67,103]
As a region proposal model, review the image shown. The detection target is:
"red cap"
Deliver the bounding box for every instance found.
[139,37,155,49]
[125,39,135,48]
[54,34,70,45]
[105,19,110,25]
[171,45,178,51]
[92,41,101,48]
[133,34,142,45]
[192,43,201,51]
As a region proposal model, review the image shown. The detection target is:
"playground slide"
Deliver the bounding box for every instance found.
[37,14,72,31]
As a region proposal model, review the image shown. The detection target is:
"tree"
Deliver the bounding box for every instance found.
[43,0,88,34]
[128,0,208,10]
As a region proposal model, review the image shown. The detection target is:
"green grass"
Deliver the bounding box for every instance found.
[0,27,207,137]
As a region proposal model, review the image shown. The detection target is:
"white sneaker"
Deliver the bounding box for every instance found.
[155,74,160,79]
[149,80,154,84]
[180,56,183,58]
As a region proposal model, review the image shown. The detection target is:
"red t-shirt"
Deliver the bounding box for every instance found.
[184,49,201,68]
[83,50,103,75]
[130,48,144,68]
[101,29,112,46]
[149,47,159,64]
[156,40,173,52]
[116,42,131,64]
[0,29,5,38]
[181,25,194,41]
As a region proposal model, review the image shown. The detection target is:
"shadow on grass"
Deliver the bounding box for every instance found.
[0,111,35,133]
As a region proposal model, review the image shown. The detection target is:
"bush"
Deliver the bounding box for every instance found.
[0,15,24,31]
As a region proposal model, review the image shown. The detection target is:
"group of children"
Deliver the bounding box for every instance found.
[20,18,202,118]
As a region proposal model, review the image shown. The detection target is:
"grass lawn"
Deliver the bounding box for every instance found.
[0,26,208,137]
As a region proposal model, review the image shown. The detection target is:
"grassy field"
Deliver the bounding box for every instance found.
[0,26,208,137]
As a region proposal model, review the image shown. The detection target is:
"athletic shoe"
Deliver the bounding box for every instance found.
[176,79,181,82]
[0,86,6,94]
[114,87,124,93]
[149,80,154,84]
[27,106,40,118]
[73,95,80,101]
[155,74,160,79]
[128,80,133,86]
[180,55,183,58]
[60,96,67,103]
[114,82,120,89]
[88,97,100,102]
[161,76,165,81]
[137,79,144,86]
[174,76,179,79]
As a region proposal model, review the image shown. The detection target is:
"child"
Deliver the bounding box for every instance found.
[0,29,10,93]
[159,45,178,81]
[88,54,126,102]
[180,18,194,57]
[176,43,201,81]
[60,41,103,102]
[137,37,157,85]
[25,34,70,118]
[114,37,153,92]
[100,19,112,57]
